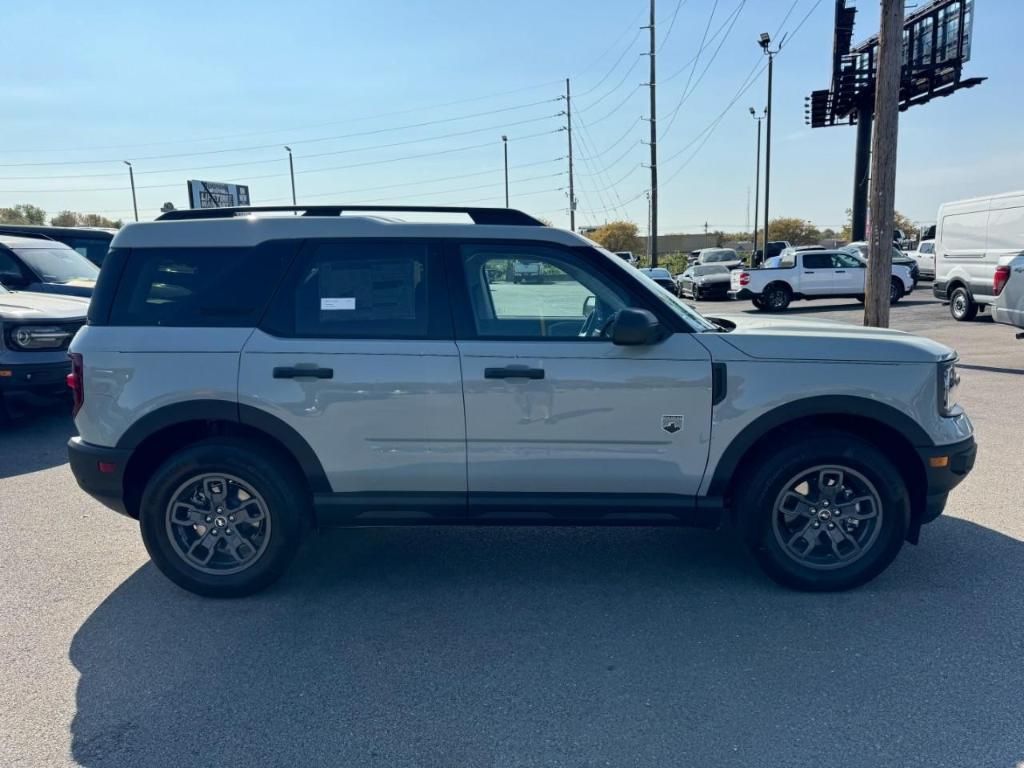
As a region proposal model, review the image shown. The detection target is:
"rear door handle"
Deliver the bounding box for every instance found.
[273,366,334,379]
[484,366,545,380]
[804,270,815,274]
[835,270,847,273]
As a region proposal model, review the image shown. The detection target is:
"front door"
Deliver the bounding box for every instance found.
[830,251,866,294]
[239,239,466,520]
[448,241,713,522]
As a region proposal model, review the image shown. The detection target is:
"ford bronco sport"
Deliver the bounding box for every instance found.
[67,206,976,597]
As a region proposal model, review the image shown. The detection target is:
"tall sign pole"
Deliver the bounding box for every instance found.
[647,0,659,268]
[124,161,138,222]
[864,0,904,328]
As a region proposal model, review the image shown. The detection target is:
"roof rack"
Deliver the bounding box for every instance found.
[156,205,546,226]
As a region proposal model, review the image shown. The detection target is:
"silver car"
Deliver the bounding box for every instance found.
[67,205,976,597]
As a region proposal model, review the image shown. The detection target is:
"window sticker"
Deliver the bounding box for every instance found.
[320,297,356,310]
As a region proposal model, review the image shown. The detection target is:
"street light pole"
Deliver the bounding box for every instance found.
[501,135,509,208]
[124,161,138,222]
[758,32,780,259]
[284,146,296,205]
[749,107,765,257]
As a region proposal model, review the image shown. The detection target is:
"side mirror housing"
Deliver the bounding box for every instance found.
[610,308,663,346]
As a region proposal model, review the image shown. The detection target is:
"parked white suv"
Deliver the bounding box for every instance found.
[68,205,976,597]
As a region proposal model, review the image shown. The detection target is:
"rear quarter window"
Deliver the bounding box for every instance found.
[107,242,295,327]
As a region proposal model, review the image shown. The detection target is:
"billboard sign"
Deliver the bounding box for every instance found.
[187,180,251,209]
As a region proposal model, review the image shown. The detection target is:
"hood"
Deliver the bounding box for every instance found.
[705,313,953,363]
[30,281,94,298]
[0,290,90,321]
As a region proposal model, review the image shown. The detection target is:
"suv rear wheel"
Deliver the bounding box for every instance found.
[736,431,909,591]
[139,439,305,597]
[949,285,978,321]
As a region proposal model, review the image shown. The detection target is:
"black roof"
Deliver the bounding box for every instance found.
[0,224,115,241]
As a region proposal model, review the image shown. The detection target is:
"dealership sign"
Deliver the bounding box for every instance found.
[187,180,251,209]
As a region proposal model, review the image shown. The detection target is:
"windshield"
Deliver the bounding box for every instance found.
[694,264,729,276]
[703,250,738,262]
[641,268,671,279]
[14,246,99,283]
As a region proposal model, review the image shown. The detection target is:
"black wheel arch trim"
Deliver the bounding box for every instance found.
[115,399,331,493]
[707,395,934,497]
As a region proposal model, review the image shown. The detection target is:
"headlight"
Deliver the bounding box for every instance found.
[938,358,960,416]
[9,325,71,350]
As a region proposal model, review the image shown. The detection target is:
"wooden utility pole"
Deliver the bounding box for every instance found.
[863,0,904,327]
[565,78,576,231]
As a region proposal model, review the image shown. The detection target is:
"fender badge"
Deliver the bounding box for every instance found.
[662,415,683,434]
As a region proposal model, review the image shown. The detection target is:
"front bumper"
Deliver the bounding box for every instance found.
[916,435,977,525]
[0,359,70,393]
[67,437,133,517]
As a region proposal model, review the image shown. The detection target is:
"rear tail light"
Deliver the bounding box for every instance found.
[994,265,1011,296]
[738,272,751,286]
[67,352,84,417]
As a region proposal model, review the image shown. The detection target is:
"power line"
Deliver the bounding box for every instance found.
[575,117,642,162]
[0,113,562,181]
[576,26,645,98]
[573,8,647,84]
[659,0,691,50]
[0,80,565,156]
[660,0,747,139]
[0,128,565,194]
[0,98,561,168]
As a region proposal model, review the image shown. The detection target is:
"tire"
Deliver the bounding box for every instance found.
[139,439,306,597]
[751,297,767,310]
[763,284,791,312]
[856,296,865,304]
[736,431,910,591]
[949,285,978,321]
[889,278,903,305]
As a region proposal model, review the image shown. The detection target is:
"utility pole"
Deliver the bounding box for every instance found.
[565,78,576,231]
[646,190,653,264]
[864,0,904,328]
[749,107,765,255]
[851,103,873,240]
[501,135,509,207]
[284,146,296,205]
[646,0,659,268]
[124,161,138,222]
[704,221,709,247]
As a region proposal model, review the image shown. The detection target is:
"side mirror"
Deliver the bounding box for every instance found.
[610,308,663,346]
[582,295,596,315]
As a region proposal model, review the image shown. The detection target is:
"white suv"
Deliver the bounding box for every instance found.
[67,206,976,597]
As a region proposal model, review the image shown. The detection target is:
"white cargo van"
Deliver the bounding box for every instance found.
[933,191,1024,321]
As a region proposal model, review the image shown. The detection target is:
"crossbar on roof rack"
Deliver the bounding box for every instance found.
[156,205,546,226]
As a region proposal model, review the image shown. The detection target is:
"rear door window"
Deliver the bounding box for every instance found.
[802,253,832,269]
[108,242,294,326]
[262,240,449,339]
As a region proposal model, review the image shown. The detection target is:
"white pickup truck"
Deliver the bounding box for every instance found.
[729,249,915,311]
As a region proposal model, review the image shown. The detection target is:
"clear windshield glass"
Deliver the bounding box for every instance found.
[15,247,99,283]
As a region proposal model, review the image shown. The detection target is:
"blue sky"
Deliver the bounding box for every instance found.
[0,0,1015,234]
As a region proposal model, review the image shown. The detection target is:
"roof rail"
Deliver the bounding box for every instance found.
[156,205,546,226]
[0,228,56,242]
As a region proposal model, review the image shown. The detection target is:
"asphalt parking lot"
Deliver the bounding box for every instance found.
[1,292,1023,768]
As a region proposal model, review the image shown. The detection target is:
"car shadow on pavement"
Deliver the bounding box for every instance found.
[0,395,75,479]
[68,517,1024,768]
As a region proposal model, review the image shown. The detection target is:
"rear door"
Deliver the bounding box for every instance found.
[239,238,467,519]
[799,252,834,295]
[448,241,713,521]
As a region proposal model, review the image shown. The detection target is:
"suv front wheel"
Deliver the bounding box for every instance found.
[737,431,909,591]
[139,439,305,597]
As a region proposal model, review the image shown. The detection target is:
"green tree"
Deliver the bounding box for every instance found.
[49,210,123,228]
[0,203,46,225]
[586,220,642,255]
[760,217,821,246]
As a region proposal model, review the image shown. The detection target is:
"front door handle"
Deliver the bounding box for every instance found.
[484,366,545,380]
[835,270,847,273]
[273,365,334,380]
[804,270,815,274]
